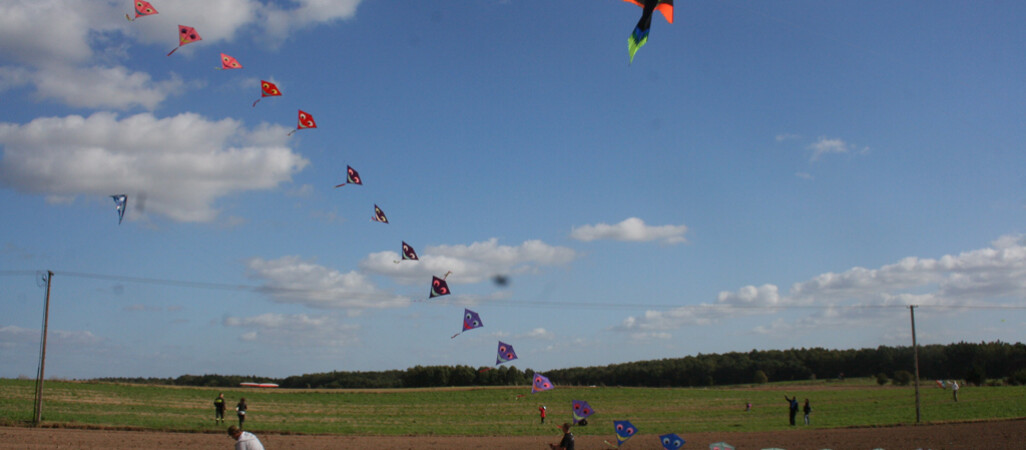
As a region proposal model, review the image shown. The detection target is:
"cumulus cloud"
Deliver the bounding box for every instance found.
[618,235,1026,333]
[571,217,688,244]
[32,66,188,110]
[223,313,360,347]
[247,256,410,310]
[360,238,576,284]
[0,0,362,110]
[0,112,308,222]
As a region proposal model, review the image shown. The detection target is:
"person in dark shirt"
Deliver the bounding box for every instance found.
[235,398,248,428]
[549,422,574,450]
[214,393,226,424]
[803,398,812,425]
[785,395,799,426]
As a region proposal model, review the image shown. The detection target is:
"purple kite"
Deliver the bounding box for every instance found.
[531,373,553,393]
[335,165,362,188]
[451,308,483,338]
[496,341,517,365]
[614,420,637,447]
[572,400,594,425]
[659,433,685,450]
[372,204,388,223]
[429,273,451,298]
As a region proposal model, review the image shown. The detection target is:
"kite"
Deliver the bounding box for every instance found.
[496,341,518,365]
[429,272,452,298]
[532,373,553,393]
[111,194,127,224]
[709,442,735,450]
[217,53,242,70]
[451,308,483,338]
[167,25,201,56]
[659,433,685,450]
[393,241,419,264]
[252,80,282,107]
[935,380,946,388]
[624,0,674,63]
[613,420,637,447]
[335,165,362,188]
[287,110,317,136]
[572,400,595,425]
[125,0,158,21]
[372,204,388,223]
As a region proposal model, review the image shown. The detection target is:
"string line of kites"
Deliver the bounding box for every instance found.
[125,5,682,445]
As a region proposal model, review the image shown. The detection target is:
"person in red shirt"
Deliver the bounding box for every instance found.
[539,405,547,424]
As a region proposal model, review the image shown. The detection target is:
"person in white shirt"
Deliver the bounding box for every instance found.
[228,425,265,450]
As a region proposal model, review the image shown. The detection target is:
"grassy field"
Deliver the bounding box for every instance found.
[1,378,1024,436]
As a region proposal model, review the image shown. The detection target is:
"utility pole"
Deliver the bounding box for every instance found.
[33,271,53,426]
[910,305,921,424]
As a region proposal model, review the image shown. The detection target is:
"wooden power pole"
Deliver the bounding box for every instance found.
[33,271,53,426]
[910,305,921,424]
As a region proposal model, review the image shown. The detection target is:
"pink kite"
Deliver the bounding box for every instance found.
[167,25,201,56]
[125,0,158,21]
[218,53,242,70]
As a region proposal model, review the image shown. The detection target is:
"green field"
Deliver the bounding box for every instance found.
[1,378,1024,436]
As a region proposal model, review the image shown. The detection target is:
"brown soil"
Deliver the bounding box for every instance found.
[2,419,1024,449]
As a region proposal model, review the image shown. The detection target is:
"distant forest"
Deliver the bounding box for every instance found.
[95,341,1026,389]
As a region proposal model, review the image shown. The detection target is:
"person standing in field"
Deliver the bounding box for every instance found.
[214,393,226,424]
[785,395,799,426]
[235,397,248,428]
[539,405,547,424]
[952,380,959,402]
[803,398,812,425]
[228,425,265,450]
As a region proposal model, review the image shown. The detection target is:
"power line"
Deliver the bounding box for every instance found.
[5,269,1026,312]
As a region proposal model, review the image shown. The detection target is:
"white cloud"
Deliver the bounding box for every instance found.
[0,112,308,222]
[0,324,102,348]
[247,256,410,310]
[360,238,576,284]
[571,217,688,244]
[806,137,868,161]
[618,235,1026,333]
[223,313,360,347]
[32,66,187,110]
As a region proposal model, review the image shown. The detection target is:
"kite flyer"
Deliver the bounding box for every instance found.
[549,422,575,450]
[214,393,226,424]
[235,398,248,428]
[785,395,799,426]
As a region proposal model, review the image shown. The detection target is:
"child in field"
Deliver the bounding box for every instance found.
[235,398,247,428]
[214,393,226,424]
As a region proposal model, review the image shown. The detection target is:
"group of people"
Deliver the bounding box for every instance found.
[214,393,249,428]
[784,395,812,426]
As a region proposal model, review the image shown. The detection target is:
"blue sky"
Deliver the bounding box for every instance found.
[2,0,1025,379]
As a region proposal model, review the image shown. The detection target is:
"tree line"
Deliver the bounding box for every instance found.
[94,341,1026,389]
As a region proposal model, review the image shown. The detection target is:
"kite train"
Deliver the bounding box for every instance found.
[372,204,388,223]
[572,400,594,425]
[531,373,553,394]
[613,420,637,447]
[624,0,674,63]
[111,194,127,225]
[126,0,158,21]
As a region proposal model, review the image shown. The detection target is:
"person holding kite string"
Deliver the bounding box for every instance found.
[549,422,574,450]
[235,398,248,428]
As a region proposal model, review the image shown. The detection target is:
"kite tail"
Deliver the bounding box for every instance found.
[335,182,347,188]
[603,440,619,449]
[252,98,261,107]
[287,129,297,136]
[450,332,461,339]
[393,259,402,264]
[628,26,650,63]
[126,13,134,21]
[167,47,179,56]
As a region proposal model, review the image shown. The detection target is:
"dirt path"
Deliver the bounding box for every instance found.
[2,419,1023,449]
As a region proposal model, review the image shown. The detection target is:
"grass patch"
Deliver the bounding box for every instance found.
[1,378,1024,435]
